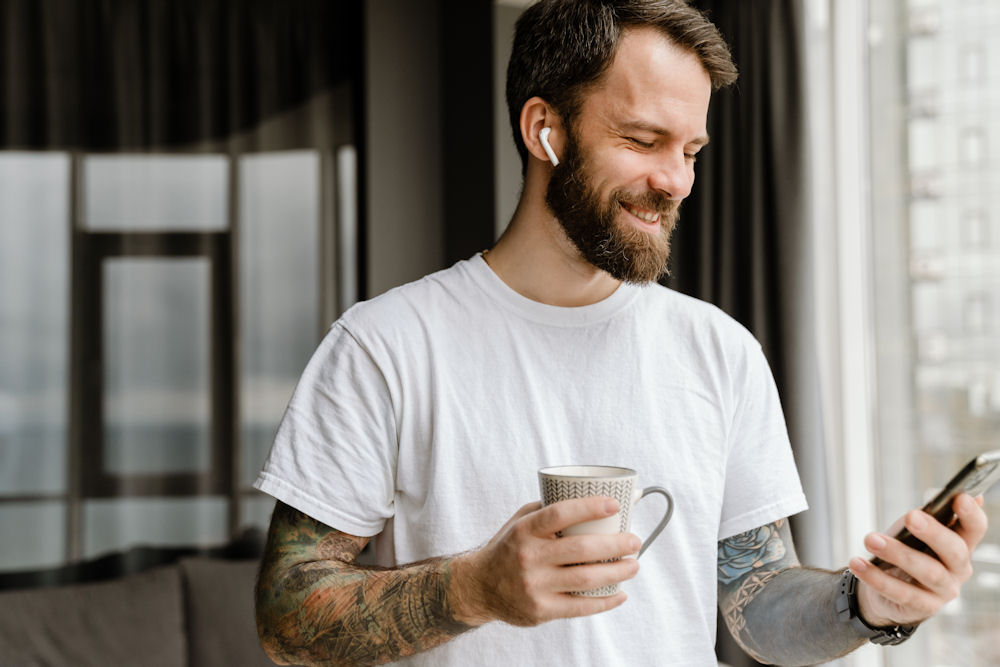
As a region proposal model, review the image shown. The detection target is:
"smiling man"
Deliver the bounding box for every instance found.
[253,2,988,665]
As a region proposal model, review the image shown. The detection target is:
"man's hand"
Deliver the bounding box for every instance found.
[850,493,988,627]
[450,497,642,627]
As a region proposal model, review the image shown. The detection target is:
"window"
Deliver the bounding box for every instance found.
[868,1,1000,664]
[0,149,343,568]
[0,153,71,569]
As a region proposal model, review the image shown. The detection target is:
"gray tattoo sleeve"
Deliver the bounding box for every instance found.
[718,520,868,665]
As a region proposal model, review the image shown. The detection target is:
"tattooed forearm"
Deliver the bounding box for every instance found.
[736,567,868,665]
[718,519,799,662]
[717,520,867,666]
[255,502,474,666]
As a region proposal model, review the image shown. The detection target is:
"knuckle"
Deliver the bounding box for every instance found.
[928,566,951,590]
[510,520,532,541]
[525,596,549,623]
[517,568,537,593]
[546,503,569,527]
[897,588,915,608]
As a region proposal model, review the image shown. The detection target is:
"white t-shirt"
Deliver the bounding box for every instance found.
[255,254,808,666]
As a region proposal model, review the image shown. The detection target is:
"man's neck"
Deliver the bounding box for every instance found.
[484,190,622,308]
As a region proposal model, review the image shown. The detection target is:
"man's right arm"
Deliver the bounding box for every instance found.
[255,498,640,666]
[255,501,472,665]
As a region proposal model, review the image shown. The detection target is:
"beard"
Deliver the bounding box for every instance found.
[544,129,680,285]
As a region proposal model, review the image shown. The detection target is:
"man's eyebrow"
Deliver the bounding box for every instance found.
[618,120,710,147]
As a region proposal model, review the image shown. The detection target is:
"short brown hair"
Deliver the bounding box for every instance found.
[506,0,738,172]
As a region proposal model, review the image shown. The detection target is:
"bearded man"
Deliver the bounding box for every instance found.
[253,1,987,665]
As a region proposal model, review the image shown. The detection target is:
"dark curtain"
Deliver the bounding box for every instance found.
[0,0,360,151]
[666,2,831,666]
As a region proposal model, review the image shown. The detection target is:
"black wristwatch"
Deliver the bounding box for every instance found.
[835,569,917,646]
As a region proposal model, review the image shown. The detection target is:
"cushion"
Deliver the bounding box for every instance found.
[0,565,185,667]
[178,557,275,667]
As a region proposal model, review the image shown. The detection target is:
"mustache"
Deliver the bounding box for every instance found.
[612,190,679,217]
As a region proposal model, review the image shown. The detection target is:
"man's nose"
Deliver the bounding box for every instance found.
[647,154,694,201]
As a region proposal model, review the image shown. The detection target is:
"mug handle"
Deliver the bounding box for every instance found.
[634,486,674,558]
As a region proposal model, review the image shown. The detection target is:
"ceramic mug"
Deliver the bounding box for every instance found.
[538,465,674,596]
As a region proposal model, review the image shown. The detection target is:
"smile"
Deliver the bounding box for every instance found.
[622,203,661,225]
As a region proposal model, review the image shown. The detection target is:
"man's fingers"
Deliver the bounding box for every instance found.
[897,503,979,582]
[513,501,543,522]
[554,591,629,619]
[906,510,968,570]
[549,558,640,594]
[951,493,989,551]
[493,501,543,537]
[524,497,619,536]
[544,532,641,566]
[851,558,940,624]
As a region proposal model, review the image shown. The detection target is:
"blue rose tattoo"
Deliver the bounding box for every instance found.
[717,520,787,585]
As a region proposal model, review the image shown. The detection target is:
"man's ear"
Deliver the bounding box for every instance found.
[520,97,564,166]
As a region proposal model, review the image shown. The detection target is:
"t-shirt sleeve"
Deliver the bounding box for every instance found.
[253,322,398,537]
[717,341,808,541]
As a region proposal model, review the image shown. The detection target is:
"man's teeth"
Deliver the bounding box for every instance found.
[625,204,659,223]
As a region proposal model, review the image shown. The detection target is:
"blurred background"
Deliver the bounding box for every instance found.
[0,0,997,665]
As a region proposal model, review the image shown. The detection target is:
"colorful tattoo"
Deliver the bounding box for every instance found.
[717,520,788,585]
[255,502,473,666]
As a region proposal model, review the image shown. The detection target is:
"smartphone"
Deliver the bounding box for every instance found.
[872,449,1000,569]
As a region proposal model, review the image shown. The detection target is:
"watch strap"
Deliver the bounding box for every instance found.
[835,569,917,646]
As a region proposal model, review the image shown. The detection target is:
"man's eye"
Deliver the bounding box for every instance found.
[627,137,654,149]
[685,153,699,162]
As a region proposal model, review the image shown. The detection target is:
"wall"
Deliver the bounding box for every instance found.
[364,0,445,298]
[493,2,524,238]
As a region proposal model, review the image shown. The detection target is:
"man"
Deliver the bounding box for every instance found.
[254,1,988,665]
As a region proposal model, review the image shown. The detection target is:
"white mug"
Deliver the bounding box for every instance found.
[538,465,674,596]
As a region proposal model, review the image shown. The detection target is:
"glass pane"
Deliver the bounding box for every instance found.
[870,2,1000,664]
[0,502,66,570]
[83,154,228,231]
[0,152,70,496]
[338,145,359,313]
[103,258,211,475]
[239,151,320,486]
[240,493,276,533]
[83,497,227,558]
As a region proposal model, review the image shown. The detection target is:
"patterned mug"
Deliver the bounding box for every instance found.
[538,465,674,597]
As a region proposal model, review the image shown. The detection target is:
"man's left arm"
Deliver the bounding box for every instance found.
[718,494,988,666]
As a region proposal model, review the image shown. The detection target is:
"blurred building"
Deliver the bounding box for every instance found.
[870,0,1000,664]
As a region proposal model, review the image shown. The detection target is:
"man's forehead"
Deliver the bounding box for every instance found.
[606,29,709,93]
[580,28,712,138]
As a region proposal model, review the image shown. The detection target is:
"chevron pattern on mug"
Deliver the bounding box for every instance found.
[538,465,674,597]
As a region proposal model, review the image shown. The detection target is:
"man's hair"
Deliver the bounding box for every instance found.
[506,0,738,172]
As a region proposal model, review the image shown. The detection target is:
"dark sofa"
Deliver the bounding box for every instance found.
[0,530,276,667]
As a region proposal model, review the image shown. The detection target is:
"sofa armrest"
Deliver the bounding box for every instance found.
[179,557,276,666]
[0,565,186,667]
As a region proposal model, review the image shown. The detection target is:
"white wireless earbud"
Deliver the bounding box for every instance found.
[539,127,560,166]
